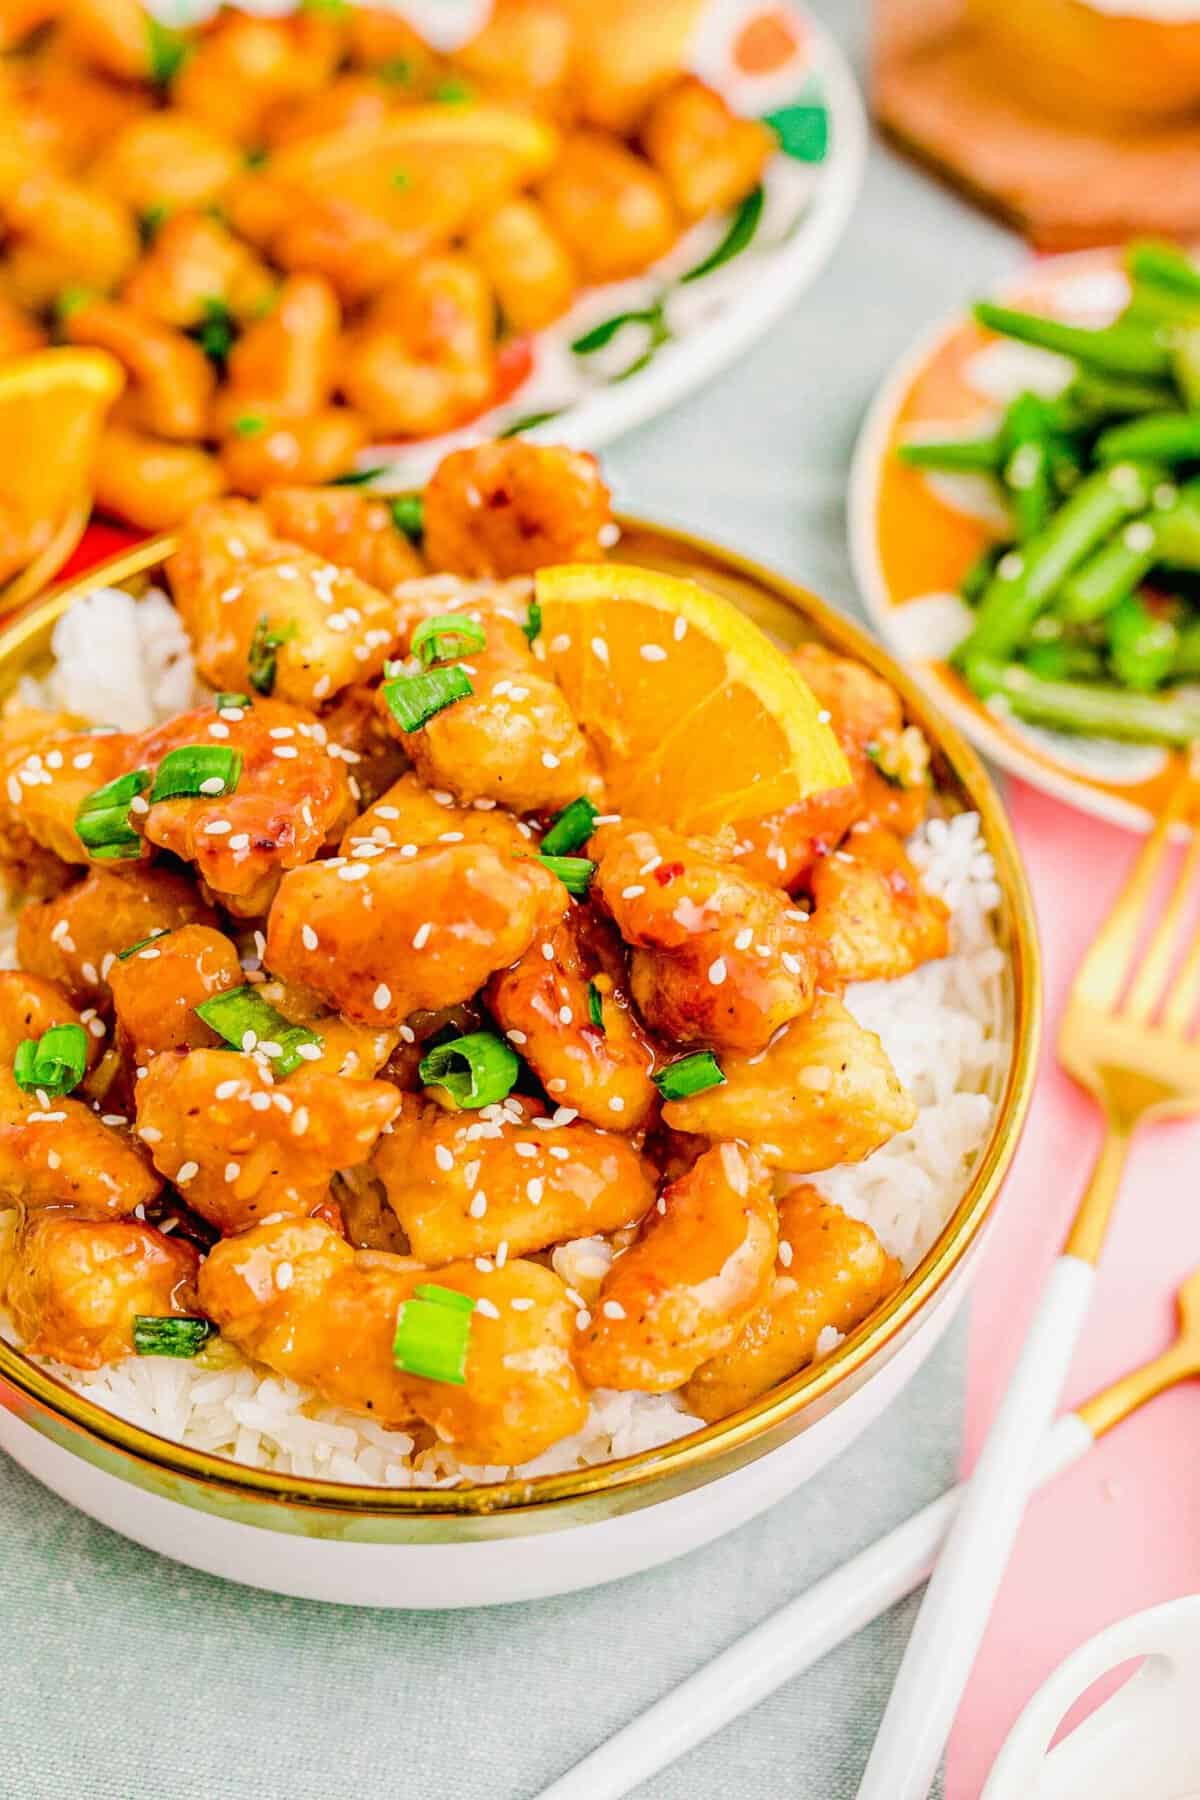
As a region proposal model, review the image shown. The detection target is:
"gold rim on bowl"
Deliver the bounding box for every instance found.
[0,519,1042,1523]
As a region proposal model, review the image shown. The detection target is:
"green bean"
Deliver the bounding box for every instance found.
[1172,324,1200,410]
[1151,484,1200,568]
[966,657,1200,745]
[1096,412,1200,463]
[974,301,1173,380]
[1106,593,1179,689]
[1023,641,1105,681]
[959,543,1008,606]
[897,435,1003,474]
[1126,240,1200,303]
[1001,393,1055,539]
[1053,372,1177,428]
[1173,618,1200,676]
[1058,514,1162,622]
[956,461,1162,667]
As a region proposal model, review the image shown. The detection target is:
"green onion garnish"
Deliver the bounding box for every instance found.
[410,614,487,668]
[75,768,150,861]
[117,930,170,961]
[194,298,236,370]
[536,854,595,897]
[150,745,243,804]
[13,1023,88,1097]
[391,495,424,543]
[540,796,599,856]
[587,981,605,1032]
[133,1316,214,1358]
[654,1051,726,1102]
[232,412,265,437]
[418,1031,519,1109]
[383,666,473,732]
[248,615,296,696]
[393,1284,474,1385]
[194,986,322,1077]
[523,597,542,644]
[216,692,250,712]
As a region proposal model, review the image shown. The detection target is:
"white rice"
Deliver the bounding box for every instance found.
[0,589,1011,1487]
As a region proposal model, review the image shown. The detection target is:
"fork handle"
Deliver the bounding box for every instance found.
[855,1254,1096,1800]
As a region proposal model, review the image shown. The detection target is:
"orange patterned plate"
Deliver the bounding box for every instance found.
[849,246,1187,832]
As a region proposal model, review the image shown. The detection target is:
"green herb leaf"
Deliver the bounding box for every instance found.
[393,1286,474,1384]
[55,286,95,324]
[390,495,424,542]
[587,981,605,1032]
[433,77,473,105]
[13,1023,88,1098]
[498,408,565,439]
[418,1031,520,1109]
[75,768,150,860]
[146,16,191,86]
[194,297,237,370]
[383,666,473,731]
[523,596,542,643]
[150,745,243,804]
[572,306,661,356]
[194,986,322,1078]
[536,854,595,897]
[681,185,764,284]
[763,101,829,163]
[411,614,487,668]
[540,795,598,856]
[133,1316,214,1358]
[117,931,170,961]
[654,1051,725,1102]
[247,616,296,696]
[330,465,389,487]
[233,413,266,438]
[215,692,250,713]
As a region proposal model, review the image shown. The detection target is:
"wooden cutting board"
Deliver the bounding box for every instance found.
[873,0,1200,248]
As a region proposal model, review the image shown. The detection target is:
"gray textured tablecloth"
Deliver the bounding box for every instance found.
[1,5,1021,1794]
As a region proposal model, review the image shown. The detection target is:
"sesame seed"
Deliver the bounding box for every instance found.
[549,633,572,653]
[541,750,560,769]
[224,1161,240,1182]
[782,952,802,975]
[590,637,609,664]
[46,1149,60,1170]
[778,1241,794,1268]
[511,1296,534,1312]
[291,1106,309,1135]
[673,616,688,642]
[708,957,727,985]
[204,820,232,835]
[548,1145,569,1161]
[375,806,400,821]
[621,884,645,899]
[275,1262,294,1290]
[547,1077,567,1093]
[474,1257,493,1275]
[558,1004,573,1025]
[527,1177,544,1203]
[506,1029,528,1045]
[602,1300,626,1320]
[338,862,369,882]
[495,1240,509,1267]
[541,942,555,961]
[475,1297,500,1320]
[176,1161,199,1184]
[412,922,431,949]
[373,983,391,1010]
[215,1078,240,1100]
[268,726,295,740]
[5,777,20,806]
[608,1096,625,1112]
[575,1309,592,1330]
[198,776,226,796]
[208,721,231,739]
[81,961,99,985]
[249,1092,272,1112]
[734,927,753,950]
[515,1141,537,1159]
[435,1144,454,1172]
[273,745,299,760]
[241,1031,258,1052]
[129,795,149,816]
[640,644,667,662]
[300,924,319,951]
[259,1040,282,1057]
[397,1026,414,1046]
[72,752,94,771]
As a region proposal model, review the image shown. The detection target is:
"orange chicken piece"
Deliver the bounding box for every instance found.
[218,273,342,422]
[64,298,215,442]
[0,1077,160,1219]
[218,409,367,498]
[173,11,344,146]
[539,131,677,284]
[466,197,576,332]
[808,828,950,984]
[641,77,774,219]
[122,212,277,330]
[92,426,225,533]
[93,114,243,219]
[339,256,495,439]
[339,771,533,861]
[262,487,424,593]
[422,441,612,579]
[18,865,217,1009]
[109,923,243,1063]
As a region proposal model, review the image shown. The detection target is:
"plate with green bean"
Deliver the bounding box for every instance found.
[849,242,1200,829]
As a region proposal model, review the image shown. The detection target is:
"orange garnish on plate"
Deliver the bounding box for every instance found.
[535,563,850,831]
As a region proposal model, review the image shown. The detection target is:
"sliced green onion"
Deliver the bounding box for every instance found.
[150,745,243,804]
[75,768,150,860]
[13,1023,88,1097]
[410,614,487,668]
[523,596,542,644]
[587,981,605,1032]
[330,465,388,487]
[194,298,236,370]
[383,666,473,732]
[215,691,250,712]
[654,1051,725,1102]
[194,986,321,1077]
[117,929,170,961]
[418,1031,519,1109]
[133,1316,213,1358]
[391,495,424,543]
[540,796,599,856]
[393,1286,474,1385]
[536,854,595,897]
[232,412,265,438]
[248,615,296,696]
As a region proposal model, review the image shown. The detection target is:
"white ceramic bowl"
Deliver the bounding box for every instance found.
[0,521,1039,1607]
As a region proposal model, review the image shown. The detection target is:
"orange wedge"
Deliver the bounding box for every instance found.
[534,564,851,832]
[0,348,124,589]
[270,106,560,243]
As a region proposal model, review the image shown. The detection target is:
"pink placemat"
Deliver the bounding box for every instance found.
[947,781,1200,1798]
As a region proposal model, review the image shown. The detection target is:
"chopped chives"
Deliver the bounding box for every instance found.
[13,1023,88,1097]
[194,986,321,1077]
[117,930,170,960]
[150,745,243,803]
[587,980,605,1032]
[393,1286,474,1385]
[75,768,150,860]
[248,616,296,696]
[410,614,487,668]
[654,1051,725,1102]
[536,854,595,897]
[391,495,424,543]
[523,597,542,644]
[418,1031,520,1109]
[133,1316,213,1358]
[215,692,250,712]
[383,666,473,731]
[540,795,599,856]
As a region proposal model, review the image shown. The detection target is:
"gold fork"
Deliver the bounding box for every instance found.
[860,760,1200,1800]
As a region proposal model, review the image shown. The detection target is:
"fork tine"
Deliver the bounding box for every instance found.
[1125,814,1200,1023]
[1163,921,1200,1037]
[1070,771,1198,1013]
